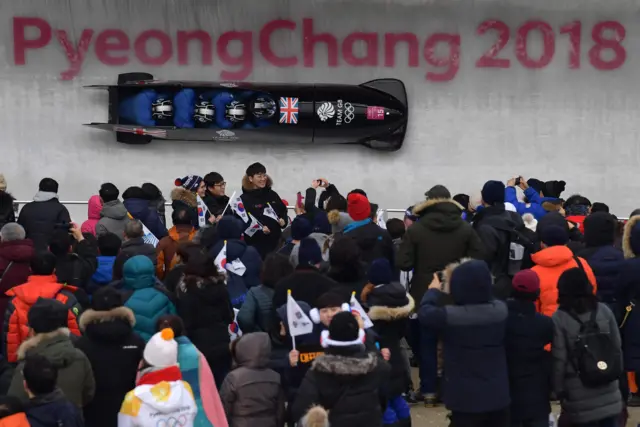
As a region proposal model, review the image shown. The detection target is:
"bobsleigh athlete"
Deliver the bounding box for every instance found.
[119,90,174,126]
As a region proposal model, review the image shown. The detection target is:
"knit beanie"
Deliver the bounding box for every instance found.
[481,180,506,205]
[291,217,313,241]
[174,175,203,192]
[28,298,69,334]
[368,258,393,285]
[347,193,370,222]
[540,225,569,247]
[425,185,451,200]
[320,311,365,349]
[91,286,123,311]
[558,267,593,298]
[584,212,616,247]
[246,162,266,177]
[313,212,332,235]
[298,238,322,266]
[143,328,179,368]
[512,269,540,299]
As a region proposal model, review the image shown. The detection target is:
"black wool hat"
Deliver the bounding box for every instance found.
[368,258,393,285]
[481,181,506,205]
[246,162,266,177]
[558,267,593,298]
[92,287,124,311]
[425,185,451,200]
[298,238,322,266]
[28,298,68,334]
[540,225,570,247]
[321,311,365,349]
[584,212,616,247]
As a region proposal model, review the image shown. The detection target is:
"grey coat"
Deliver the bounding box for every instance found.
[236,286,274,333]
[552,303,623,424]
[96,200,131,240]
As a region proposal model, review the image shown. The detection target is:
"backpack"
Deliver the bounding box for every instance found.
[490,223,534,299]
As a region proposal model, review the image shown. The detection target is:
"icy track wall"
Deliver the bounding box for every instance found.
[1,0,639,219]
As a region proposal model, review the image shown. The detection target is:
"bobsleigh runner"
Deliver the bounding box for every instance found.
[84,72,408,151]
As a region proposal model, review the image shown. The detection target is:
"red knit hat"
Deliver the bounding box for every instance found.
[512,269,540,295]
[347,193,371,221]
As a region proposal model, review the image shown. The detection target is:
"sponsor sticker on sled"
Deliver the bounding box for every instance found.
[317,102,335,122]
[367,106,385,120]
[220,82,239,88]
[213,129,239,141]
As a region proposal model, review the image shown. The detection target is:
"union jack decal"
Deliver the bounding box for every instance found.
[279,97,299,124]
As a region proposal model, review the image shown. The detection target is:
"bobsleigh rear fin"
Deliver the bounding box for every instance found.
[360,79,407,107]
[83,123,168,138]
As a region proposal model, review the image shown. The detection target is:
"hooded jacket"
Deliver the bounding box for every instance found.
[87,255,116,295]
[291,352,388,427]
[236,285,275,333]
[120,256,176,341]
[240,175,289,258]
[170,187,201,230]
[8,328,95,408]
[0,239,34,317]
[112,237,158,280]
[3,276,82,363]
[419,259,510,413]
[531,246,597,317]
[220,332,285,427]
[396,198,485,303]
[81,195,102,236]
[96,200,131,240]
[54,238,99,291]
[17,192,71,251]
[25,388,84,427]
[156,225,196,280]
[123,197,168,240]
[74,307,145,427]
[118,366,197,427]
[327,210,353,235]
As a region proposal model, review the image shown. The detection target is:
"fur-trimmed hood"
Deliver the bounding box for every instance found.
[445,258,493,304]
[17,328,71,361]
[170,187,197,208]
[368,294,415,321]
[412,198,466,232]
[623,215,640,259]
[79,306,135,332]
[301,406,329,427]
[312,352,378,375]
[241,174,274,191]
[413,198,464,216]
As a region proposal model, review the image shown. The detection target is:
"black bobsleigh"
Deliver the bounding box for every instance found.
[84,72,408,151]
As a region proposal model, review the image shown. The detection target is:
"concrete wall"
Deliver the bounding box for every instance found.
[1,0,638,222]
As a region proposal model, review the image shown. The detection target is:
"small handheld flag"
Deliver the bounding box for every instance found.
[350,291,374,329]
[287,289,313,349]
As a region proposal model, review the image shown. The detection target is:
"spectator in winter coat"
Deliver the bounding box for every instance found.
[505,177,563,221]
[279,216,312,258]
[175,252,233,388]
[532,225,597,318]
[327,209,354,235]
[237,253,293,333]
[112,220,157,280]
[210,216,262,307]
[536,211,585,254]
[141,182,167,227]
[81,195,102,236]
[8,298,95,408]
[362,259,413,427]
[241,163,289,258]
[0,223,34,317]
[156,316,229,427]
[156,207,196,280]
[506,270,554,427]
[96,183,131,240]
[220,332,285,427]
[273,238,337,309]
[49,225,98,293]
[552,268,623,426]
[326,236,368,299]
[3,253,82,363]
[122,186,167,240]
[291,312,389,427]
[419,259,510,427]
[172,175,206,230]
[577,212,624,306]
[0,395,29,426]
[564,195,592,234]
[74,287,144,427]
[119,255,176,341]
[18,178,71,252]
[86,232,121,296]
[203,172,230,219]
[118,328,197,427]
[0,175,16,231]
[162,242,203,295]
[22,355,85,427]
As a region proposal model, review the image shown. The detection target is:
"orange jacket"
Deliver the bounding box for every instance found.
[156,225,196,280]
[3,275,82,363]
[0,413,29,427]
[532,246,597,318]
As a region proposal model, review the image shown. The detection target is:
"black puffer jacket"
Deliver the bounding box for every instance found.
[340,221,394,268]
[397,198,485,303]
[55,239,99,291]
[18,192,71,251]
[292,352,389,427]
[75,307,144,427]
[0,191,16,229]
[203,193,231,218]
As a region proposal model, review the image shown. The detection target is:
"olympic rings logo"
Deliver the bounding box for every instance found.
[344,103,355,123]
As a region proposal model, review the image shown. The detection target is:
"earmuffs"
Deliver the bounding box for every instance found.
[309,303,350,324]
[320,328,366,349]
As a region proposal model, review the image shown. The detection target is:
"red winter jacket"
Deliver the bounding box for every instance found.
[0,239,35,318]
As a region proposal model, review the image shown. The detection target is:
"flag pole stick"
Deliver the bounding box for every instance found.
[220,191,237,217]
[292,335,296,351]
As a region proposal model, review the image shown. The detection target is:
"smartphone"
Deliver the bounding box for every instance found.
[296,192,304,208]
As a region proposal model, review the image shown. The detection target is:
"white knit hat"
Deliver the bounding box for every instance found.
[143,328,178,368]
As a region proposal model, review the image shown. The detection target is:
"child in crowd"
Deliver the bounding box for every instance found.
[87,232,121,296]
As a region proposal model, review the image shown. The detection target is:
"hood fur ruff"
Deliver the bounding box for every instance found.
[17,328,69,360]
[301,406,329,427]
[328,209,341,225]
[171,187,197,208]
[79,306,136,332]
[439,258,475,293]
[623,215,640,259]
[242,174,274,191]
[413,198,464,216]
[367,295,415,321]
[312,352,378,375]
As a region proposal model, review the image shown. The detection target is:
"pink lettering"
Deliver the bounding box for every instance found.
[384,33,419,67]
[217,31,253,80]
[343,32,378,66]
[13,17,52,65]
[56,29,93,81]
[303,18,338,67]
[177,30,212,66]
[134,30,173,65]
[95,29,129,66]
[260,20,297,67]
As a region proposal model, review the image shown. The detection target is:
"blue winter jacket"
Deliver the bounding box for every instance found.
[505,187,556,220]
[579,246,624,304]
[87,255,116,296]
[26,389,84,427]
[123,198,168,239]
[121,255,176,341]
